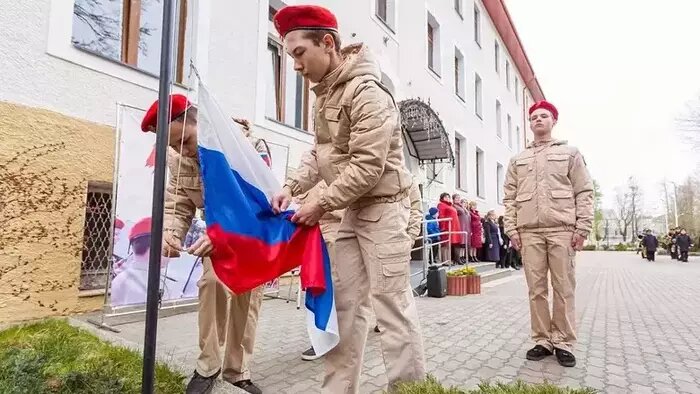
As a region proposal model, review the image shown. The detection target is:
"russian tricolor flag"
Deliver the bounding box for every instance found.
[195,84,339,355]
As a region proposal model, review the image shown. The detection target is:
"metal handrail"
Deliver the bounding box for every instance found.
[411,217,471,295]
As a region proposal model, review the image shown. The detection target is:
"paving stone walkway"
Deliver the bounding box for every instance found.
[92,251,700,393]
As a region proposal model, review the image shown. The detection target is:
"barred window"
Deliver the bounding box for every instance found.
[80,181,113,291]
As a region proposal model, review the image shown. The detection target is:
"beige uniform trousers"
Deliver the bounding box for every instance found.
[520,231,577,353]
[196,258,263,382]
[322,200,426,394]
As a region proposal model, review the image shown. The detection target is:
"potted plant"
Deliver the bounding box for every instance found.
[446,266,481,296]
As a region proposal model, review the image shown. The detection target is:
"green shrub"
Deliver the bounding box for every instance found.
[582,245,597,251]
[0,319,185,394]
[614,243,628,251]
[601,244,610,251]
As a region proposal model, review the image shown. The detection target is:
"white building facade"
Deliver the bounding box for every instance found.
[2,0,544,211]
[0,0,545,321]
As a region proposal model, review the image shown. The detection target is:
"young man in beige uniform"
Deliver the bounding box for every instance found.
[270,5,426,393]
[140,95,263,394]
[503,100,593,368]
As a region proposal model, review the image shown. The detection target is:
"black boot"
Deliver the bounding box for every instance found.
[186,370,219,394]
[525,345,553,361]
[231,380,263,394]
[555,349,577,367]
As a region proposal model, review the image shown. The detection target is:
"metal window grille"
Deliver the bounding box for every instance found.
[79,181,113,291]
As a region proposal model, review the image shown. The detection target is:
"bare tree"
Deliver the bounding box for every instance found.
[614,188,633,242]
[628,177,643,237]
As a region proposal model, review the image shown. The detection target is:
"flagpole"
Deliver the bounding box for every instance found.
[142,0,176,392]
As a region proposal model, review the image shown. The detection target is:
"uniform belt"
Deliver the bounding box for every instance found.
[349,188,409,210]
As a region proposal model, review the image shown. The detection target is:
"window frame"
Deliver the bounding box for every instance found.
[473,5,481,47]
[496,163,505,205]
[494,40,500,74]
[426,13,441,77]
[266,36,311,131]
[454,0,464,19]
[474,73,483,119]
[71,0,190,84]
[506,60,512,91]
[455,135,467,191]
[507,114,513,149]
[375,0,396,33]
[476,147,485,198]
[496,100,502,139]
[454,47,465,101]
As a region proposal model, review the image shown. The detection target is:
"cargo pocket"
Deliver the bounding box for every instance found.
[547,154,570,174]
[324,105,342,142]
[357,203,385,223]
[375,241,410,293]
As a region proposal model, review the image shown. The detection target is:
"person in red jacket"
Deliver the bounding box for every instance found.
[437,193,462,264]
[468,201,484,262]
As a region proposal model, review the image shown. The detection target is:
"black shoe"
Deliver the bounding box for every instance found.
[526,345,553,361]
[514,265,521,270]
[186,370,219,394]
[555,349,577,367]
[232,380,262,394]
[301,346,322,361]
[374,325,380,333]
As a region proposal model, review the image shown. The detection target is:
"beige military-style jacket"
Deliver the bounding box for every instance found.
[164,132,270,241]
[284,43,413,212]
[295,177,423,241]
[503,139,594,238]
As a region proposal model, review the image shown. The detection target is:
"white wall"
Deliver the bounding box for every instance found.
[1,0,537,213]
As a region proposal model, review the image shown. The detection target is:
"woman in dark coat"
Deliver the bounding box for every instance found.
[468,201,483,262]
[483,210,501,263]
[497,216,509,268]
[676,229,694,262]
[437,193,462,264]
[452,194,470,264]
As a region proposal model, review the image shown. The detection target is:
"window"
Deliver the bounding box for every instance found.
[454,48,465,100]
[496,100,502,138]
[474,73,483,118]
[516,126,521,151]
[71,0,191,83]
[476,148,485,198]
[506,60,512,90]
[427,13,441,75]
[497,163,505,204]
[376,0,396,31]
[80,181,112,291]
[266,38,311,130]
[473,5,481,46]
[515,78,520,102]
[507,114,513,149]
[455,0,464,18]
[455,135,467,190]
[494,41,500,74]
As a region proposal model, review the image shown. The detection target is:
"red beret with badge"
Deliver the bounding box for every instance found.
[528,100,558,121]
[114,218,125,230]
[140,94,191,132]
[129,217,152,241]
[273,5,338,38]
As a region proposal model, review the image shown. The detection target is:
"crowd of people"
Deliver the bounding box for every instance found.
[639,227,695,262]
[423,193,521,270]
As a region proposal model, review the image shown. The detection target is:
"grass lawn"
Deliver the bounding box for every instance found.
[0,319,185,393]
[394,376,597,394]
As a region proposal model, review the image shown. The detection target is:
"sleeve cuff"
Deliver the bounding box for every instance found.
[318,194,334,213]
[283,183,299,197]
[575,229,590,238]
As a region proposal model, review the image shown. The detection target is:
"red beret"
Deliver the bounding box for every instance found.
[140,94,191,132]
[273,5,338,38]
[129,217,152,241]
[529,100,558,120]
[114,218,125,229]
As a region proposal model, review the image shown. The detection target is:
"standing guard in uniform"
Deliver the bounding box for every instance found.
[140,95,263,394]
[503,100,594,368]
[270,5,426,392]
